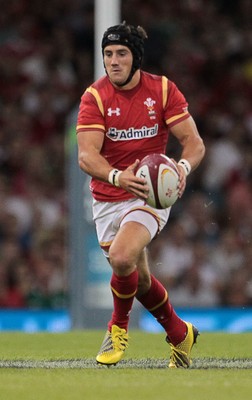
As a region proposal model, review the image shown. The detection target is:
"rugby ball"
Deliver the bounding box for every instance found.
[136,153,179,209]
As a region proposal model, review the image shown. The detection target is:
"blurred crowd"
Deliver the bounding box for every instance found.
[0,0,251,309]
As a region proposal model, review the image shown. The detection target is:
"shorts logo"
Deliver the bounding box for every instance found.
[107,107,121,116]
[106,124,158,141]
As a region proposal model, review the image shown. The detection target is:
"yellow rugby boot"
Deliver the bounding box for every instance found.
[96,324,129,366]
[167,321,199,368]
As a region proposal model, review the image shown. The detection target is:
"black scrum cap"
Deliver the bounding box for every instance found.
[102,21,147,85]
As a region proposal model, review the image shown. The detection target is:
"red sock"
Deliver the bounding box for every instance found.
[136,275,187,345]
[108,270,138,332]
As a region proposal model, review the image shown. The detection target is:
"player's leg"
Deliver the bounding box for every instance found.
[136,245,199,368]
[96,220,151,365]
[108,220,151,327]
[136,249,188,342]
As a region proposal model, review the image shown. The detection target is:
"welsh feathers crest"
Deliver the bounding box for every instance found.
[144,97,156,108]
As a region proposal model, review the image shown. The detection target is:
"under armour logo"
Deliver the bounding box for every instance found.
[107,107,120,116]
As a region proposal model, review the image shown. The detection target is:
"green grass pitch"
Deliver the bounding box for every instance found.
[0,330,251,400]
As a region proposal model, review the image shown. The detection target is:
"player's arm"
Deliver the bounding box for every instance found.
[77,130,149,199]
[77,130,111,181]
[170,116,205,197]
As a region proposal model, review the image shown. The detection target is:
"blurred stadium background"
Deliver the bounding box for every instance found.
[0,0,251,332]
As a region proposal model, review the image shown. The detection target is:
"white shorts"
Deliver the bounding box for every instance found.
[92,198,171,257]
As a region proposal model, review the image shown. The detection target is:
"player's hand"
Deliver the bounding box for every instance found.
[118,159,149,200]
[171,159,186,198]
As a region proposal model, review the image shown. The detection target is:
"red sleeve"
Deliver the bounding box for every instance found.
[164,80,190,128]
[76,90,105,134]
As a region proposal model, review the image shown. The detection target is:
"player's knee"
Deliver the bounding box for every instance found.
[109,247,134,275]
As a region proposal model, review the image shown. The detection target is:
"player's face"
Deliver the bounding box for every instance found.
[103,45,133,87]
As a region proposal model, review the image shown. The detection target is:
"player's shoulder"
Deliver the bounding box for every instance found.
[91,75,110,90]
[82,76,111,102]
[143,70,176,81]
[141,70,174,89]
[82,76,109,94]
[141,70,164,83]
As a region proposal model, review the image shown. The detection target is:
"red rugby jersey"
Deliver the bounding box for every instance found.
[76,71,190,201]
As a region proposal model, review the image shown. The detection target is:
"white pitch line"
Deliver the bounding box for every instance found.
[0,358,252,369]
